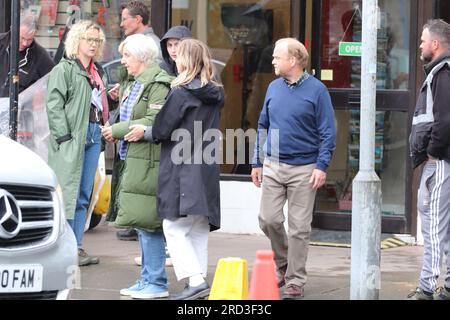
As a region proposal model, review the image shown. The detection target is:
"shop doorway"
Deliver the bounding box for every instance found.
[301,0,419,233]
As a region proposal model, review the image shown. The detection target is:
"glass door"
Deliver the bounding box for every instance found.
[305,0,418,233]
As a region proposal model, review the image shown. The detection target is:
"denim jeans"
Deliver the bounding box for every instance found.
[137,229,167,289]
[68,123,102,248]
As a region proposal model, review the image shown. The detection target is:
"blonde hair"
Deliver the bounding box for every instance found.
[118,34,158,66]
[65,20,105,61]
[171,39,219,88]
[275,38,309,69]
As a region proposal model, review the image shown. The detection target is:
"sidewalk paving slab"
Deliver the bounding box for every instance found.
[70,223,426,300]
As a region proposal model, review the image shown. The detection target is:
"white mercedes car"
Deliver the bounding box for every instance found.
[0,135,78,300]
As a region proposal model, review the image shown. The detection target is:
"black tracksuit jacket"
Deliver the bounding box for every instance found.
[410,51,450,168]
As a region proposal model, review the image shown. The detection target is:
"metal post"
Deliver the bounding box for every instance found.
[350,0,382,300]
[9,0,20,141]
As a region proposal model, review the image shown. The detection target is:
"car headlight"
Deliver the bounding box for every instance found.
[55,184,67,236]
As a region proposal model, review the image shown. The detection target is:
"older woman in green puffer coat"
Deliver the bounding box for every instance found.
[101,34,172,299]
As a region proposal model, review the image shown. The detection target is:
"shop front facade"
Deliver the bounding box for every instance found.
[2,0,449,236]
[164,0,450,236]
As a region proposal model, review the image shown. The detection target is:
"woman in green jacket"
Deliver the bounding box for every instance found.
[46,20,109,267]
[101,34,172,299]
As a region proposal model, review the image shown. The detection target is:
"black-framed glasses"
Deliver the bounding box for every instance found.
[81,37,103,45]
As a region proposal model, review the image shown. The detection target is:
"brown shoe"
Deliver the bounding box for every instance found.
[283,284,304,300]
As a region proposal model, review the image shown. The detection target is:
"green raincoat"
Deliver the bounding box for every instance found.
[46,58,108,219]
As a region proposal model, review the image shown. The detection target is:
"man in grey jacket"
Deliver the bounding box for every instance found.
[408,19,450,301]
[120,1,162,63]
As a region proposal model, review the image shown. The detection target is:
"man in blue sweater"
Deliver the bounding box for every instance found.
[251,38,336,299]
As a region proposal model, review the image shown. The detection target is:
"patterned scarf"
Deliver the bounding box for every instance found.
[89,62,109,124]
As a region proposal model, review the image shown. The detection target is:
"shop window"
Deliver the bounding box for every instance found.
[316,110,407,217]
[22,0,148,62]
[320,0,410,90]
[172,0,291,174]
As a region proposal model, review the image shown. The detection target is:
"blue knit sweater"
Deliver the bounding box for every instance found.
[252,76,336,172]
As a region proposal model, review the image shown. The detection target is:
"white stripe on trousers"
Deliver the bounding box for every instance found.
[429,160,444,290]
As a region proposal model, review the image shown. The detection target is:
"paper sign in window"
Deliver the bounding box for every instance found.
[321,69,334,81]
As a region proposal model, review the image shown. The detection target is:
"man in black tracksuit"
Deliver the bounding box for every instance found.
[408,19,450,300]
[0,12,54,97]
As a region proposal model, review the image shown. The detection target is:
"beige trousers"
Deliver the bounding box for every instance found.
[259,158,317,287]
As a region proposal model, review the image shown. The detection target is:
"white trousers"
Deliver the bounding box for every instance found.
[163,215,209,281]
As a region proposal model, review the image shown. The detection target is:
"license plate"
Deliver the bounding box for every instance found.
[0,265,43,293]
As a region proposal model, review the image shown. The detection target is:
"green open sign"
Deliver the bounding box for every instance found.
[339,42,362,57]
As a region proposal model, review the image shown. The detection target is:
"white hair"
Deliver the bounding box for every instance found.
[20,10,38,33]
[119,34,158,65]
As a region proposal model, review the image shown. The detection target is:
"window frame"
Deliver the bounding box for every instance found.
[304,0,419,233]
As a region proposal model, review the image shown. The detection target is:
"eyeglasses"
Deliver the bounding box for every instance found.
[20,36,34,46]
[81,37,103,45]
[121,16,135,23]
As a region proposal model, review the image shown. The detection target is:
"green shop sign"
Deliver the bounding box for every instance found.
[339,42,362,57]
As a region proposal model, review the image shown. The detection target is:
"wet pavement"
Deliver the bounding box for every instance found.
[69,221,426,300]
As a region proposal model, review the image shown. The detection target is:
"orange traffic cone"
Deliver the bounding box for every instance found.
[248,250,280,300]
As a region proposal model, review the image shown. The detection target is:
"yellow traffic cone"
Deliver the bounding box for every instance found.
[209,257,248,300]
